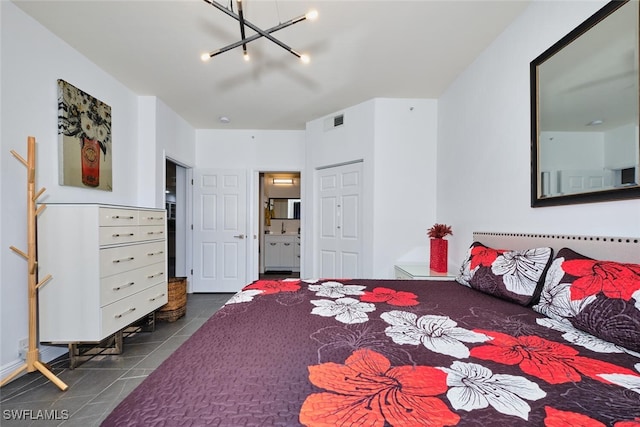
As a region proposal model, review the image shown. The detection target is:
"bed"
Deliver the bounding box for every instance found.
[102,232,640,426]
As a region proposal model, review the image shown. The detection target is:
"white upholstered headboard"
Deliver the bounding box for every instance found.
[473,232,639,264]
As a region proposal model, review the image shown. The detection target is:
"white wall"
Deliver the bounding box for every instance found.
[372,99,438,277]
[138,96,196,208]
[1,2,196,376]
[437,0,640,269]
[196,129,305,170]
[305,98,439,278]
[604,123,637,170]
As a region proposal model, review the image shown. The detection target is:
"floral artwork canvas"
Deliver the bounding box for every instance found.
[57,79,112,191]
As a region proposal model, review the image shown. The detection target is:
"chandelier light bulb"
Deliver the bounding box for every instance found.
[305,10,319,21]
[300,54,310,64]
[243,51,250,61]
[201,53,211,62]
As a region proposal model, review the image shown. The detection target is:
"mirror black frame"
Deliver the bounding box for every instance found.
[530,0,640,207]
[269,198,301,219]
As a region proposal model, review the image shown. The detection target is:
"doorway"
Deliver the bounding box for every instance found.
[165,159,189,280]
[259,171,301,279]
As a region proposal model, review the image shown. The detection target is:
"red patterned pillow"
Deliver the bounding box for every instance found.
[532,247,640,352]
[456,242,553,306]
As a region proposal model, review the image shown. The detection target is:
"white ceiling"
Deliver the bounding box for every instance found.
[13,0,529,130]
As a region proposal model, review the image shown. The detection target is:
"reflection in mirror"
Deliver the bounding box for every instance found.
[531,0,640,206]
[270,198,301,219]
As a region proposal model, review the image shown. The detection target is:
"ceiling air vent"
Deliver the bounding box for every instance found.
[333,114,344,127]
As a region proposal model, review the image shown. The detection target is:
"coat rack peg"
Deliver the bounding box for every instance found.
[10,245,28,259]
[36,274,52,290]
[33,187,46,202]
[0,136,67,391]
[10,149,28,167]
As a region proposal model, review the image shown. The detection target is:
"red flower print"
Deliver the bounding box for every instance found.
[299,349,460,427]
[543,406,605,427]
[562,259,640,301]
[615,419,640,427]
[243,279,301,295]
[470,330,639,385]
[470,245,505,270]
[360,287,419,306]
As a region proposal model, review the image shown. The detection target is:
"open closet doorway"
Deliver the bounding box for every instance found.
[165,158,189,281]
[259,172,301,279]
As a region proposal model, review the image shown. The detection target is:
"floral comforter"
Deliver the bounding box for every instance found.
[102,279,640,426]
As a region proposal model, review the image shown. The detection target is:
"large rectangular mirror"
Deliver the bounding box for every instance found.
[531,0,640,207]
[269,198,301,219]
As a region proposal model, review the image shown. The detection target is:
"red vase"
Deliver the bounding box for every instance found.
[430,238,448,273]
[81,137,100,187]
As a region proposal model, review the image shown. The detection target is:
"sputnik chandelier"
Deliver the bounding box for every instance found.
[201,0,318,63]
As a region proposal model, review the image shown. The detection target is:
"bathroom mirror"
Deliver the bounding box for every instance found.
[269,198,301,219]
[531,0,640,207]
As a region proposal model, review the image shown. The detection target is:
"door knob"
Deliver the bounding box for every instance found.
[233,234,245,239]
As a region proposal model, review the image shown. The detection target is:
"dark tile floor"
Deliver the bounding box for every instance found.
[0,293,234,427]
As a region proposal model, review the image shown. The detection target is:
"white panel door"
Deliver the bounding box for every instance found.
[192,169,247,292]
[559,169,606,195]
[318,162,363,278]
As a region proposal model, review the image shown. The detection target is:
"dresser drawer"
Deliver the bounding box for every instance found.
[139,210,166,225]
[99,241,166,278]
[100,262,166,306]
[138,225,166,241]
[99,207,139,226]
[99,226,141,245]
[100,282,168,338]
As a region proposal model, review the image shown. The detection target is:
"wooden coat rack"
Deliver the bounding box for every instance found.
[0,136,68,391]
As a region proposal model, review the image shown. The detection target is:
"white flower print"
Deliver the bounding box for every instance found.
[598,364,640,394]
[491,247,551,296]
[225,289,263,305]
[310,298,375,324]
[308,281,366,298]
[456,254,474,287]
[634,289,640,311]
[439,361,546,420]
[536,317,640,358]
[533,257,595,319]
[380,311,490,358]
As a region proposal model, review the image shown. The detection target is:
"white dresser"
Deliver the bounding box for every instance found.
[37,204,168,343]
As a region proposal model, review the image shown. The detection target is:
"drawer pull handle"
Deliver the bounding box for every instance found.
[284,243,291,246]
[113,282,135,291]
[146,216,164,221]
[270,243,277,246]
[147,251,164,256]
[147,231,164,235]
[112,233,135,238]
[112,215,135,220]
[147,272,165,279]
[149,293,166,302]
[113,257,135,263]
[114,307,136,319]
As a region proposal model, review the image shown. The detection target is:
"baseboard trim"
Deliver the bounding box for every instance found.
[1,345,67,384]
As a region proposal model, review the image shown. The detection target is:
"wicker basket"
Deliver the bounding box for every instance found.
[156,277,187,322]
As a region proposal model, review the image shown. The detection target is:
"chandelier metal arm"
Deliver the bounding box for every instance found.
[203,0,307,59]
[207,17,306,58]
[237,0,248,57]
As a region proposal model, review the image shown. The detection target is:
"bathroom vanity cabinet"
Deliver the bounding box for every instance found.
[264,234,300,272]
